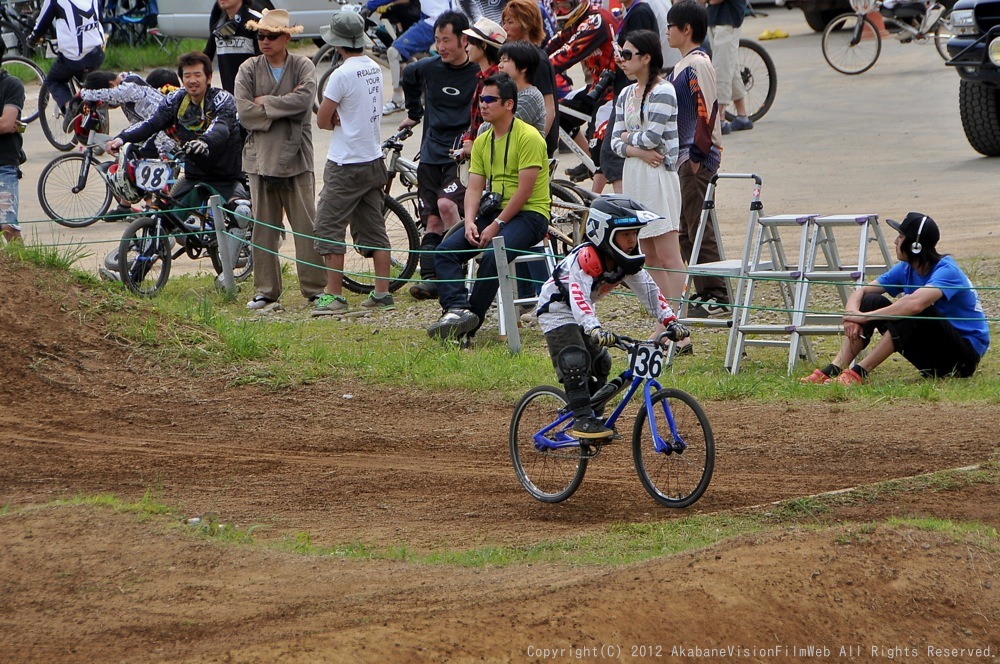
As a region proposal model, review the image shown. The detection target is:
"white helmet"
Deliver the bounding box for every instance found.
[105,143,143,205]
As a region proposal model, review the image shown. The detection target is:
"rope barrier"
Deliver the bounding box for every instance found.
[15,209,1000,324]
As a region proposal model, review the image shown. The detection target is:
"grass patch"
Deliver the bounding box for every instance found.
[3,238,89,271]
[7,464,996,567]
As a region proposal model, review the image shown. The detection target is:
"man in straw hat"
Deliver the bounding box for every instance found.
[310,11,396,315]
[234,8,326,312]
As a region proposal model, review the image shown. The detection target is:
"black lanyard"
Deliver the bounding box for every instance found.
[487,118,514,199]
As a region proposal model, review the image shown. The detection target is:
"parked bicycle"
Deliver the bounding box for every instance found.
[510,333,715,507]
[0,0,40,58]
[822,0,953,74]
[38,130,116,227]
[1,52,44,123]
[113,143,253,296]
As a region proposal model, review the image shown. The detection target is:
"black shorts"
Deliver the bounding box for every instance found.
[416,161,465,222]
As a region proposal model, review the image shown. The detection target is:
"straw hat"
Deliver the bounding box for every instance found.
[246,8,304,35]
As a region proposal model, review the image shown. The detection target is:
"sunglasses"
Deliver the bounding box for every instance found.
[257,32,283,41]
[619,48,641,61]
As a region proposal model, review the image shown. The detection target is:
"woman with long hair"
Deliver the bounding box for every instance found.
[610,29,690,350]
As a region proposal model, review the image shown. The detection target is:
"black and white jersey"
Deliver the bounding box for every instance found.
[33,0,106,61]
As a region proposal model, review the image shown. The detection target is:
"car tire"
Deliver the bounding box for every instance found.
[959,80,1000,157]
[803,8,843,32]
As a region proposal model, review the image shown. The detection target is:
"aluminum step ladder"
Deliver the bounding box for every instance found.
[669,173,768,363]
[731,213,894,374]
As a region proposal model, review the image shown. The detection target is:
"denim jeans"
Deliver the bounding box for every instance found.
[434,210,548,331]
[0,164,20,231]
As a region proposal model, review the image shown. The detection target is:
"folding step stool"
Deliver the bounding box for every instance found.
[727,213,819,374]
[730,213,893,375]
[670,173,768,363]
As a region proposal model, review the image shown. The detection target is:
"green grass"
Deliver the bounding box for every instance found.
[2,237,90,271]
[6,464,995,567]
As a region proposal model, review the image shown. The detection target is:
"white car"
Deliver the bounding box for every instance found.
[155,0,346,39]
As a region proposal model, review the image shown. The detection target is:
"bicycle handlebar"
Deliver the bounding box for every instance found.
[613,331,679,351]
[381,127,413,150]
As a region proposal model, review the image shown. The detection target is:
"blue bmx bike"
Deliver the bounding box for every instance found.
[509,335,715,507]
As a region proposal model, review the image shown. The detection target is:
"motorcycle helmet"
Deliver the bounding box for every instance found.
[105,143,143,205]
[584,195,659,275]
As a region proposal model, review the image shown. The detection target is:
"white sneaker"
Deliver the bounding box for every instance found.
[247,295,283,312]
[382,100,404,115]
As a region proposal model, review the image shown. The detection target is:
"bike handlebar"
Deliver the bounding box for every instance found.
[381,126,413,150]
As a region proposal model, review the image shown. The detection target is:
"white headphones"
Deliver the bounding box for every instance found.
[911,215,927,254]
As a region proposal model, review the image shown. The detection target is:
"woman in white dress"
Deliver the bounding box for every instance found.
[610,29,689,348]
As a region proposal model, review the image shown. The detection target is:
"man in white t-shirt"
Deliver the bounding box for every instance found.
[312,12,394,315]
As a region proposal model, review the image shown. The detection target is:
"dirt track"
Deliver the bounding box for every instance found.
[2,248,998,661]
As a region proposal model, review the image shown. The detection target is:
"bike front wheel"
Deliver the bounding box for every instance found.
[632,388,714,508]
[822,13,881,75]
[934,12,954,61]
[1,55,44,123]
[38,153,113,227]
[342,194,420,294]
[726,39,777,123]
[510,386,589,503]
[118,216,173,296]
[312,44,343,111]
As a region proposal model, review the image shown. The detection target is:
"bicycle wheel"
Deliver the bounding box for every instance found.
[37,153,113,227]
[342,194,420,294]
[725,39,777,123]
[934,12,954,61]
[118,215,173,296]
[39,85,77,151]
[632,388,714,508]
[510,385,588,503]
[394,190,422,233]
[549,182,587,256]
[1,21,30,58]
[822,13,881,75]
[312,44,343,110]
[1,55,44,123]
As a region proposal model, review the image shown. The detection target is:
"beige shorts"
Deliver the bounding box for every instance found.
[314,158,390,257]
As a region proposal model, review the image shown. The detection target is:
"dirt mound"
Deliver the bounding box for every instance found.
[1,257,999,661]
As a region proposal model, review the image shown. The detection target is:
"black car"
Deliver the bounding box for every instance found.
[947,0,1000,154]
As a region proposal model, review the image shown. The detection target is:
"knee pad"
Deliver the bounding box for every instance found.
[591,347,612,383]
[557,345,591,388]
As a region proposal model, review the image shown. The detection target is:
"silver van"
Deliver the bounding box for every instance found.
[155,0,344,39]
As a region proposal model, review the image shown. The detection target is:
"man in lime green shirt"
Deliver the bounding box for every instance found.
[428,73,551,341]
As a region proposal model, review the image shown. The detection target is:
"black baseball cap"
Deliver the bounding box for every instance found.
[886,212,939,250]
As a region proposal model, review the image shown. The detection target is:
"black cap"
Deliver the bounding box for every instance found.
[886,212,939,250]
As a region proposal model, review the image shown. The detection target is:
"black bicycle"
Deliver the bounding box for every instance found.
[114,145,253,296]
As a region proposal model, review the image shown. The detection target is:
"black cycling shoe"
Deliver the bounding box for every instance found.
[570,415,613,440]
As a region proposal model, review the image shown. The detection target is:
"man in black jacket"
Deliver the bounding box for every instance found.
[105,52,245,202]
[204,0,275,93]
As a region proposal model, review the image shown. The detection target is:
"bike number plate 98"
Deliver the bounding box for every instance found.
[134,161,173,192]
[629,342,664,379]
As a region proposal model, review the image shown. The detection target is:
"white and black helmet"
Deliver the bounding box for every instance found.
[585,195,660,275]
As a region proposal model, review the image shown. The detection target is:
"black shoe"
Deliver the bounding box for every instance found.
[409,280,438,300]
[675,343,694,356]
[565,163,591,182]
[427,308,479,340]
[570,414,613,440]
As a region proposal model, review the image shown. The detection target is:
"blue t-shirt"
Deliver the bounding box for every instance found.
[877,256,990,357]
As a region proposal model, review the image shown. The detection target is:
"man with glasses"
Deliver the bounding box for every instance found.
[234,9,327,312]
[427,73,550,341]
[105,52,246,204]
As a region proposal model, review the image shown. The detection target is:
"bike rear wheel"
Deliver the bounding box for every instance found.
[342,194,420,294]
[726,40,777,123]
[118,215,173,296]
[632,388,714,508]
[822,13,881,75]
[312,44,343,111]
[1,55,44,123]
[39,85,78,151]
[510,386,588,503]
[38,153,113,227]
